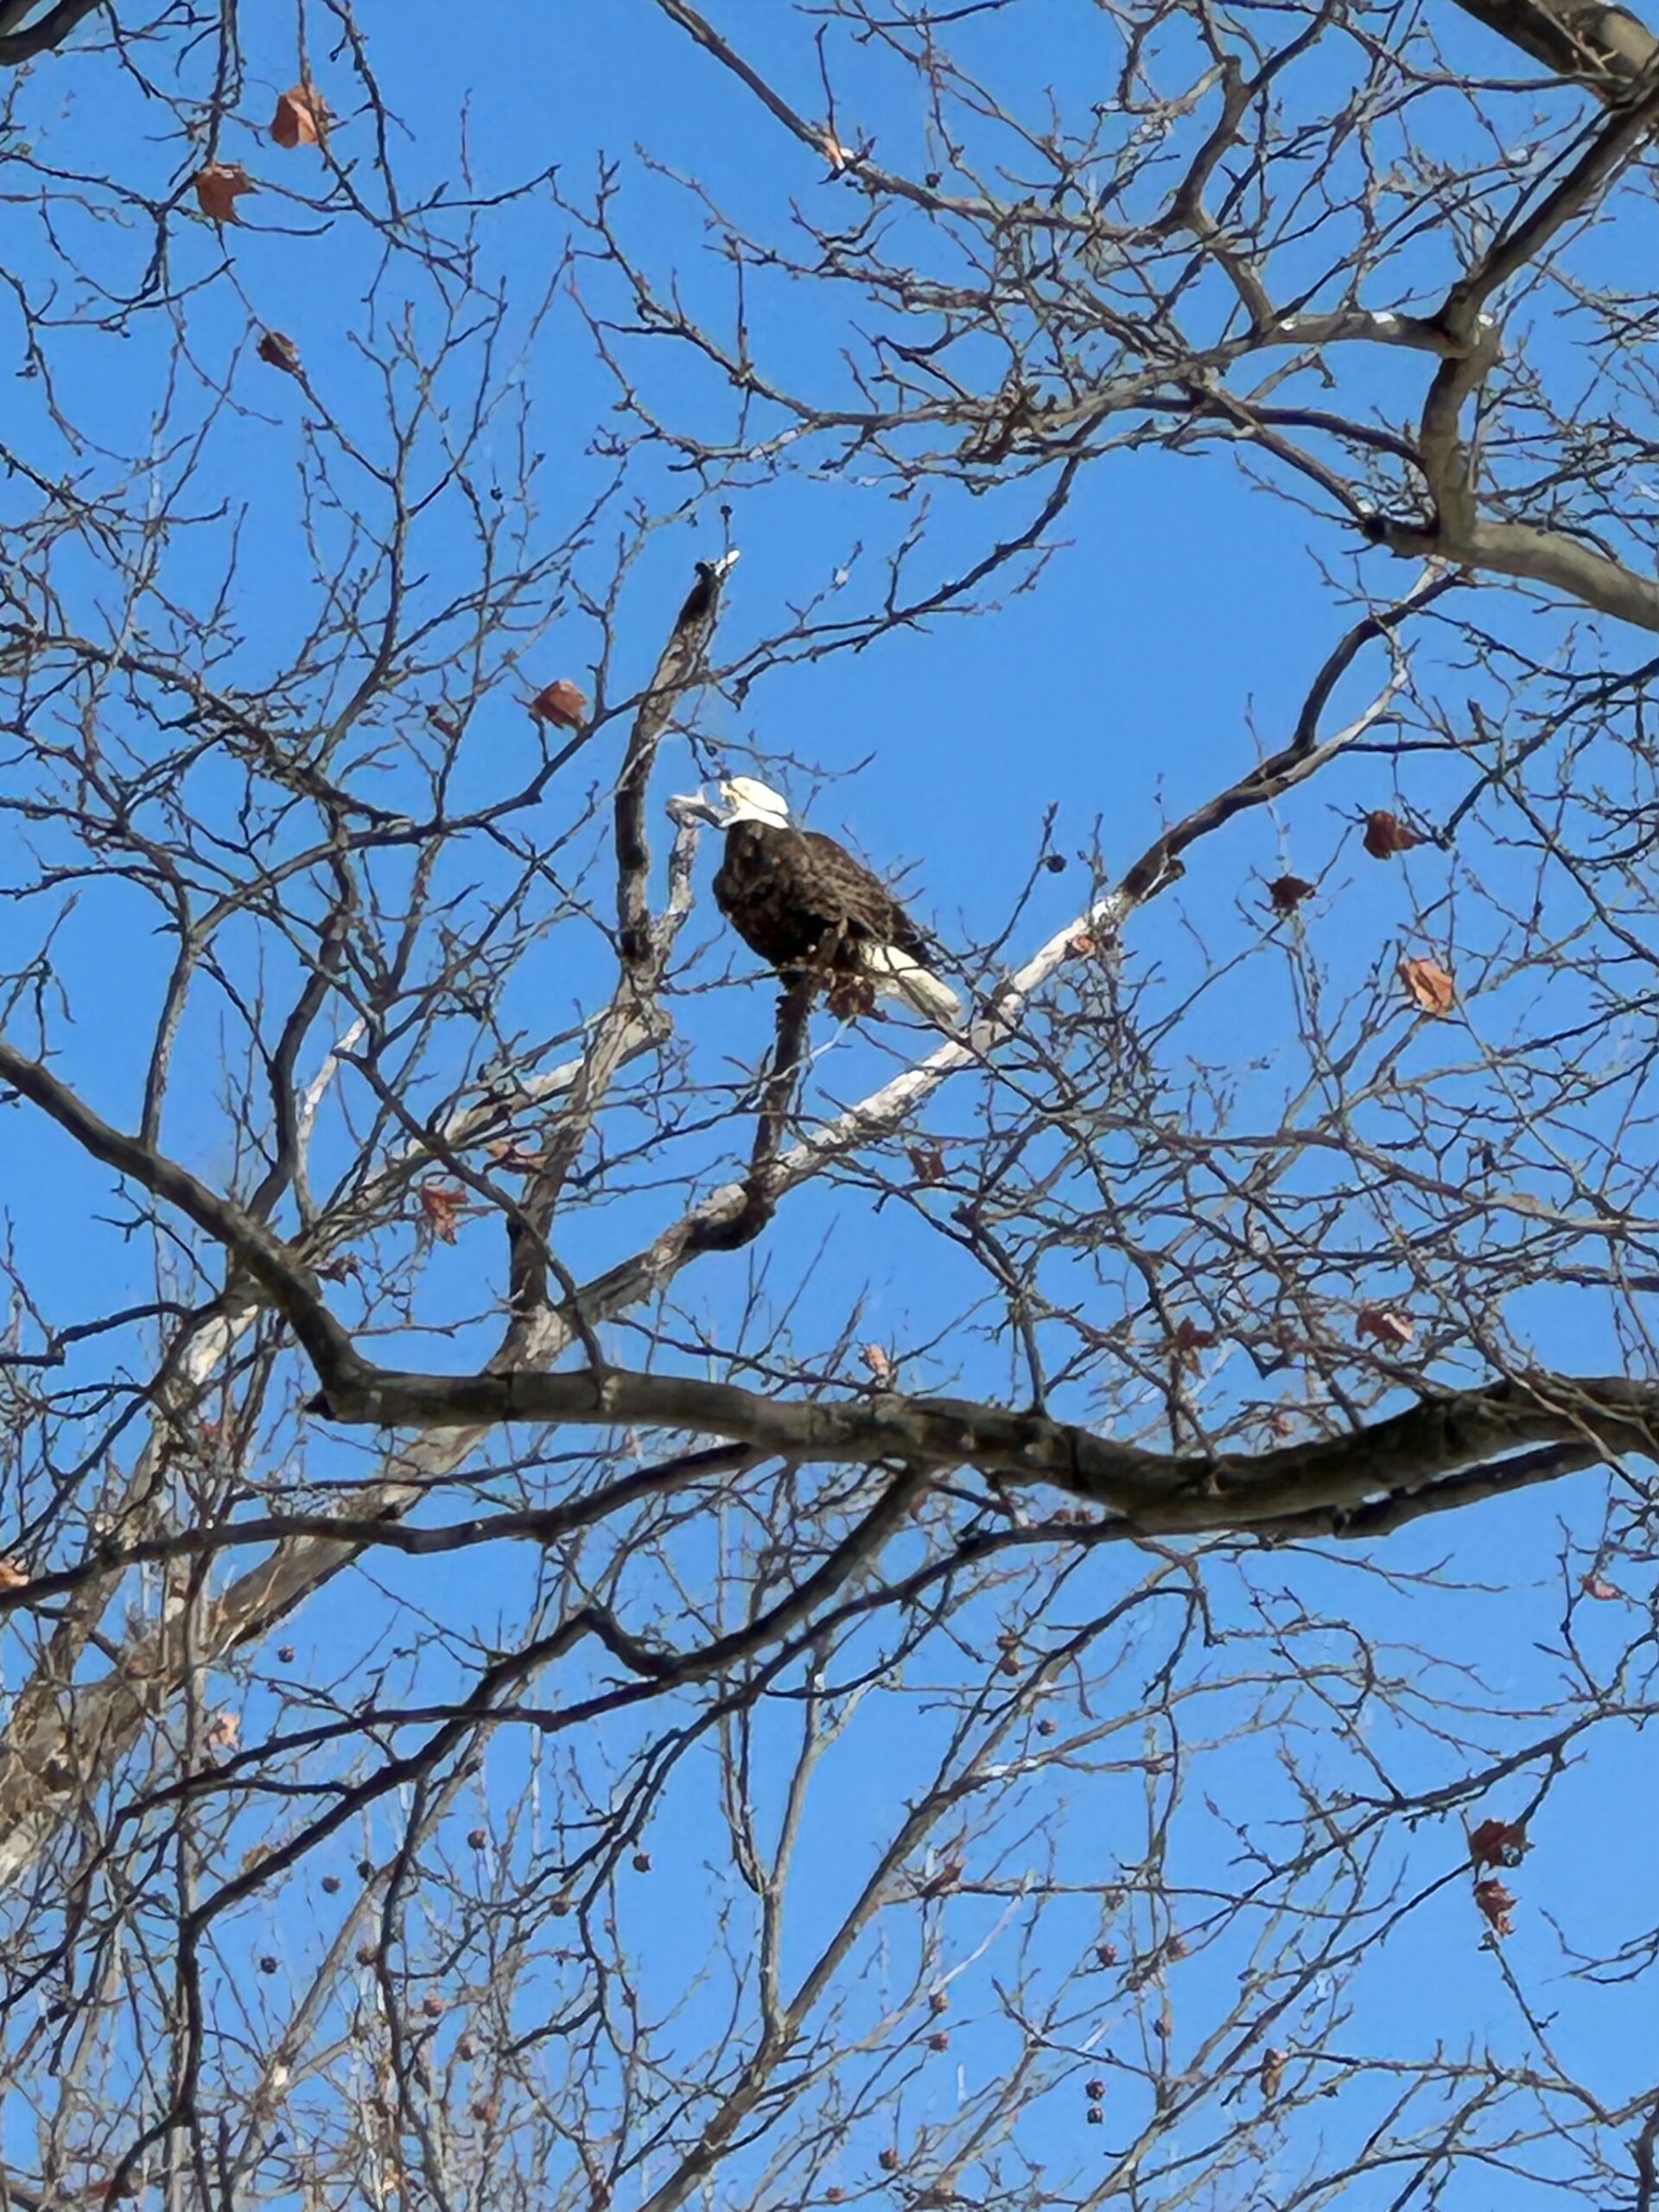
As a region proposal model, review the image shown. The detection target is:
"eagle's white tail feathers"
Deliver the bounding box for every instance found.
[860,944,961,1024]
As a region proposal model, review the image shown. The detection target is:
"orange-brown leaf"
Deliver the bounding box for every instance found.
[1268,874,1314,913]
[1469,1817,1527,1869]
[270,83,328,149]
[419,1183,467,1244]
[1398,955,1456,1015]
[194,162,257,224]
[529,678,587,729]
[1356,1306,1414,1350]
[257,329,301,375]
[1169,1316,1216,1370]
[1363,810,1419,859]
[1473,1877,1515,1937]
[0,1558,29,1594]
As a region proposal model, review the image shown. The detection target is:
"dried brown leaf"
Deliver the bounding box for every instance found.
[1469,1817,1527,1869]
[194,163,257,224]
[270,84,328,149]
[1363,809,1420,859]
[1356,1306,1414,1350]
[419,1183,467,1244]
[1398,956,1456,1014]
[0,1558,29,1594]
[1168,1316,1217,1370]
[1268,874,1314,913]
[1473,1876,1516,1937]
[257,329,301,375]
[529,677,587,729]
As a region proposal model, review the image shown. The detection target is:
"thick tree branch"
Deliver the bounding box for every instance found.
[0,0,102,66]
[0,1039,365,1391]
[302,1359,1656,1537]
[1442,0,1658,93]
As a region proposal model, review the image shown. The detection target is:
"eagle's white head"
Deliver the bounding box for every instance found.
[718,776,791,830]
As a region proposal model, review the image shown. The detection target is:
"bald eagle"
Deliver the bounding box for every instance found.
[687,778,960,1024]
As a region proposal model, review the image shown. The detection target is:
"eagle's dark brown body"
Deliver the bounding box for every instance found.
[714,819,937,980]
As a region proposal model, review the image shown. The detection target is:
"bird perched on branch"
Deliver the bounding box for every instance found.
[680,776,960,1024]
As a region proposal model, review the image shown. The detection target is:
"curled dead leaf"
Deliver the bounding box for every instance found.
[1356,1306,1414,1351]
[1169,1316,1216,1370]
[270,83,328,149]
[1473,1876,1515,1937]
[419,1183,468,1244]
[194,163,257,225]
[1268,874,1314,913]
[1259,2048,1285,2101]
[529,678,587,729]
[1469,1817,1526,1869]
[1363,810,1419,859]
[0,1558,29,1593]
[1398,955,1456,1015]
[257,329,301,375]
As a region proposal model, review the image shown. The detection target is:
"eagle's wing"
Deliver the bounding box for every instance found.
[793,829,958,1022]
[797,829,938,962]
